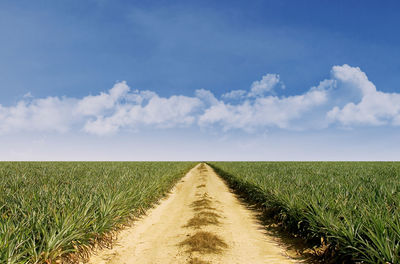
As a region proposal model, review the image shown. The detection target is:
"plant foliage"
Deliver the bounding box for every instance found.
[0,161,195,263]
[209,162,400,264]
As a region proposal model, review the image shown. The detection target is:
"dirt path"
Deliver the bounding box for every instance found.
[87,163,302,264]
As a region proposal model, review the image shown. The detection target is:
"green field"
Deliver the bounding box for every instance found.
[2,161,399,263]
[209,162,400,264]
[0,162,195,264]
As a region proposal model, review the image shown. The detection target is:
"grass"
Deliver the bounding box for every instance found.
[189,258,210,264]
[190,193,215,211]
[195,211,220,220]
[0,161,196,264]
[180,231,227,253]
[209,162,400,264]
[188,257,210,264]
[184,211,221,229]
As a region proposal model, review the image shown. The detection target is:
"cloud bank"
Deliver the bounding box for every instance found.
[0,64,399,135]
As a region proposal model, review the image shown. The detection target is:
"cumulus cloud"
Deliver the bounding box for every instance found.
[222,90,246,100]
[195,89,219,106]
[83,95,203,135]
[0,64,398,135]
[199,88,327,131]
[327,65,400,126]
[76,81,130,116]
[0,97,77,134]
[248,73,281,97]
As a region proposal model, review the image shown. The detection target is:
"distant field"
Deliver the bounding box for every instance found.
[209,162,400,264]
[0,162,195,264]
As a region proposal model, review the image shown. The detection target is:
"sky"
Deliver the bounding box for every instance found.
[0,0,400,161]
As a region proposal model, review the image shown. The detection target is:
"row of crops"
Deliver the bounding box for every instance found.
[209,162,400,264]
[0,162,196,264]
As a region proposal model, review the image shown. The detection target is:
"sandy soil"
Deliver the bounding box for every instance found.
[87,163,302,264]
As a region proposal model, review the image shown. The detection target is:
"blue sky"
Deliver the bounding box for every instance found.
[0,0,399,160]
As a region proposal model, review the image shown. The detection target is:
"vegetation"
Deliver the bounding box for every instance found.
[209,162,400,264]
[0,161,195,264]
[179,231,227,254]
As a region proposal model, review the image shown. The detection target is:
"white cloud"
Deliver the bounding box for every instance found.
[327,64,400,126]
[76,81,130,116]
[195,89,219,106]
[222,90,246,100]
[83,94,203,135]
[0,64,398,135]
[83,116,120,135]
[248,73,280,97]
[23,92,33,98]
[331,64,376,96]
[199,88,327,131]
[0,96,77,134]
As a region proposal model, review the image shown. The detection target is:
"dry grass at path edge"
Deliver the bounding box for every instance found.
[180,231,228,254]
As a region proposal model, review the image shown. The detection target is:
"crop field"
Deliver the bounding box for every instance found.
[0,162,195,264]
[209,162,400,264]
[2,161,399,264]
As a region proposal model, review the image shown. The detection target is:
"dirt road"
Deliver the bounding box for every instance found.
[87,163,301,264]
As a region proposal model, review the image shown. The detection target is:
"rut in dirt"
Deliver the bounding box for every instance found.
[87,163,302,264]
